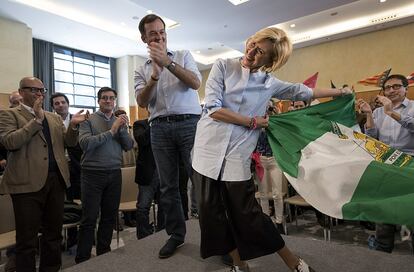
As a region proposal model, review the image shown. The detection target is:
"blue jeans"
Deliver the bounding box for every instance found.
[76,169,121,263]
[368,224,414,253]
[150,116,199,242]
[179,158,190,220]
[136,172,165,239]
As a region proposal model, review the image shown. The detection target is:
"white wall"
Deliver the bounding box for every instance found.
[116,55,146,116]
[275,22,414,92]
[0,17,33,93]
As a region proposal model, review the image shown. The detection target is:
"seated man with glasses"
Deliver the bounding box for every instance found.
[357,74,414,253]
[0,77,89,271]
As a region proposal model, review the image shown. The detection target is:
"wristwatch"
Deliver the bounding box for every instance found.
[165,61,176,71]
[34,117,42,125]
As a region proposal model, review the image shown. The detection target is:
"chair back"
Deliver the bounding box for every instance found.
[0,193,15,233]
[120,166,138,203]
[284,194,311,207]
[282,174,288,196]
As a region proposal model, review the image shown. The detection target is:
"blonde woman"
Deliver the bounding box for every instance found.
[192,27,351,272]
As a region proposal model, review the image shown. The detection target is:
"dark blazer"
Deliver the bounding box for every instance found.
[0,143,7,174]
[133,119,156,185]
[0,105,78,194]
[67,114,83,173]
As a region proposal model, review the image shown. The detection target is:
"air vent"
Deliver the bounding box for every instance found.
[370,14,397,24]
[292,36,311,43]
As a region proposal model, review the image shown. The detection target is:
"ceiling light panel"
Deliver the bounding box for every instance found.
[273,2,414,45]
[192,45,243,65]
[228,0,249,6]
[11,0,180,40]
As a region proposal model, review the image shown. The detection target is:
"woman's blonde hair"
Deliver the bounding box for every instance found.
[248,27,292,73]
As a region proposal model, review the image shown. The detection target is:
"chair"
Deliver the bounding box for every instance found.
[284,194,332,241]
[255,173,288,219]
[116,166,138,245]
[62,221,80,251]
[0,193,16,252]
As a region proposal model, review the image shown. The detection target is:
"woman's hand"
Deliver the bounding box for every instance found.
[255,115,269,129]
[356,99,372,114]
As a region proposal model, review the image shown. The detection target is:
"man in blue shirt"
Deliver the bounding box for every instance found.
[134,14,201,259]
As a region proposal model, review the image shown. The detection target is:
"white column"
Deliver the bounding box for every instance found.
[115,55,146,117]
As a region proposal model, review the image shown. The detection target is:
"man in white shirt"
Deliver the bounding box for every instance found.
[50,92,71,129]
[134,14,202,259]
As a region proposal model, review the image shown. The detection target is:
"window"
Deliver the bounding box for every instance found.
[53,46,112,113]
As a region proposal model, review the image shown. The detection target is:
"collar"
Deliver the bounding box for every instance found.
[391,98,409,110]
[145,49,174,64]
[96,110,114,120]
[62,113,70,128]
[239,57,269,76]
[21,103,35,116]
[401,98,410,107]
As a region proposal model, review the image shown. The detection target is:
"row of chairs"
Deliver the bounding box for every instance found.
[0,166,140,254]
[255,175,334,242]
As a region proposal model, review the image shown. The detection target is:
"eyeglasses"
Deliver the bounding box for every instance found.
[100,95,116,101]
[383,84,403,91]
[21,87,47,94]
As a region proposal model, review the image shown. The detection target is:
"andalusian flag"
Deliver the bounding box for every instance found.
[267,95,414,225]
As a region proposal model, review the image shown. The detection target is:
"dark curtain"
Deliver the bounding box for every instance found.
[33,38,54,111]
[110,57,117,89]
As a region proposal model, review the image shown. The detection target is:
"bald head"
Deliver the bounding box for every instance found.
[19,77,43,89]
[9,91,23,108]
[18,76,45,108]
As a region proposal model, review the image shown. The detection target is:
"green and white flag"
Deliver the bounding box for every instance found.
[267,95,414,225]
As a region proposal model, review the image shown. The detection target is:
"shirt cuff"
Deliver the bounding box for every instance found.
[204,101,222,116]
[365,127,377,138]
[397,114,413,129]
[71,124,80,131]
[206,106,221,116]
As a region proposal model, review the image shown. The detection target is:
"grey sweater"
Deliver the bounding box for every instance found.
[79,111,134,170]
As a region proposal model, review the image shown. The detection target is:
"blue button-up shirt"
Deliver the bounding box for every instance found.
[192,58,312,181]
[134,50,202,121]
[366,98,414,156]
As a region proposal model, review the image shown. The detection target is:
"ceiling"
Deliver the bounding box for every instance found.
[1,0,413,70]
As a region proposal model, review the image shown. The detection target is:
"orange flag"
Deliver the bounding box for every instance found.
[358,68,391,86]
[407,72,414,85]
[303,72,319,88]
